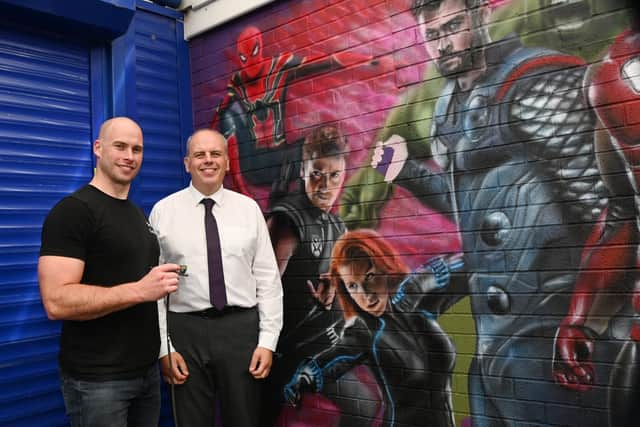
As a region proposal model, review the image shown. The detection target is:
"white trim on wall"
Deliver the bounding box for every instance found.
[180,0,276,40]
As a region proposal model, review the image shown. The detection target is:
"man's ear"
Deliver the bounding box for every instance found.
[183,156,189,173]
[93,139,101,158]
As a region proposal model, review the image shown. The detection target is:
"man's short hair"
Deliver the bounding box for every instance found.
[302,125,348,162]
[185,129,227,155]
[411,0,491,52]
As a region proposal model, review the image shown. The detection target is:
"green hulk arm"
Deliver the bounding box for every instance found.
[490,0,630,62]
[339,67,444,229]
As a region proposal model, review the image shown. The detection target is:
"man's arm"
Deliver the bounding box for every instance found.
[38,255,180,321]
[148,203,190,385]
[250,203,284,377]
[157,292,189,385]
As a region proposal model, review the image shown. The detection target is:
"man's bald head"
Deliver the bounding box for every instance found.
[186,129,227,156]
[98,117,143,142]
[184,128,230,195]
[90,116,144,198]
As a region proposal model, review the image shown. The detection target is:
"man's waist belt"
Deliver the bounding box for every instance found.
[180,305,254,318]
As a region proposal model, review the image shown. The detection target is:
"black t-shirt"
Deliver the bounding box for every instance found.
[40,185,160,380]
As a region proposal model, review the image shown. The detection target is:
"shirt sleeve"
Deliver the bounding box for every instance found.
[156,297,176,358]
[150,203,176,358]
[40,197,91,260]
[251,201,284,351]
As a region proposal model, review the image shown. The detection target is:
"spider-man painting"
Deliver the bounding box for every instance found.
[211,25,390,200]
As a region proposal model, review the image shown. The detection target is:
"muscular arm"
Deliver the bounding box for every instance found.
[38,255,179,321]
[338,67,445,228]
[339,166,393,229]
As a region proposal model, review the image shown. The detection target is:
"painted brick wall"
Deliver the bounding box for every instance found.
[189,1,639,426]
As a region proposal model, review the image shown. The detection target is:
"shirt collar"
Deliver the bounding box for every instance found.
[187,182,225,207]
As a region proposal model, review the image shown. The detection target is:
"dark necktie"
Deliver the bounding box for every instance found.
[201,198,227,310]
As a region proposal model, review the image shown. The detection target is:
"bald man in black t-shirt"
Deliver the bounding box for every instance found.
[38,117,180,427]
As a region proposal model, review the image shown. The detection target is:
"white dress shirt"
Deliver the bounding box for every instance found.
[149,183,283,356]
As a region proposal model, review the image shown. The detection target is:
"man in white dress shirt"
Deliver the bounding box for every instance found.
[149,128,283,427]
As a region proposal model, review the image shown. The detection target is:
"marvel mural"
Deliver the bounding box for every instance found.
[191,0,639,425]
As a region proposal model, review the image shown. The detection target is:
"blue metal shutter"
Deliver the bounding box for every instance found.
[133,5,191,214]
[131,5,192,426]
[0,24,92,427]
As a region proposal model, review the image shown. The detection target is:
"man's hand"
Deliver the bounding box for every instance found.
[249,346,273,379]
[552,324,596,391]
[160,351,189,385]
[136,264,181,302]
[307,275,335,310]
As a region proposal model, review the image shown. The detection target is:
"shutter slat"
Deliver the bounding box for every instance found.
[0,23,92,426]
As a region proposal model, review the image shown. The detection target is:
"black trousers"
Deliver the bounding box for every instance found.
[168,308,261,427]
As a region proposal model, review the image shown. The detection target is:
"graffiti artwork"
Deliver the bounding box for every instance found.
[553,29,640,427]
[211,25,391,203]
[195,0,639,425]
[283,230,464,427]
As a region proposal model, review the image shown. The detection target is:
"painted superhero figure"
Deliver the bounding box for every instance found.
[340,0,631,229]
[284,229,464,427]
[212,25,386,197]
[268,125,348,351]
[552,27,640,427]
[366,0,615,425]
[265,126,382,426]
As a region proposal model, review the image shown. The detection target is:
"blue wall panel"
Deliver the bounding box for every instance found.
[133,3,191,214]
[0,2,190,425]
[132,6,192,425]
[0,22,93,427]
